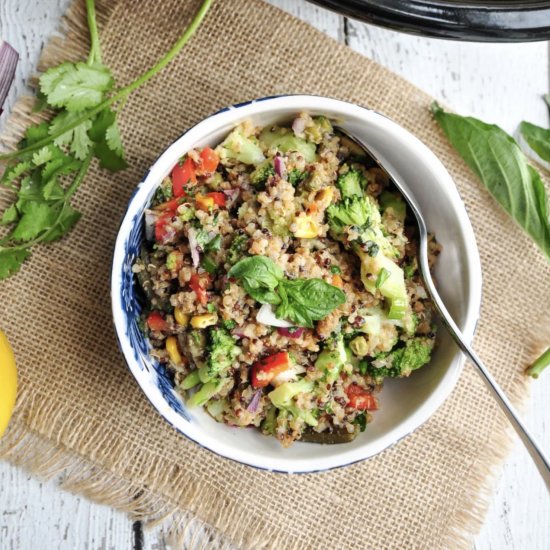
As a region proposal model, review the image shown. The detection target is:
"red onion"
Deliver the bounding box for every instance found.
[292,117,306,136]
[246,390,262,412]
[223,188,239,207]
[232,327,246,338]
[277,327,305,339]
[274,155,286,179]
[0,41,18,115]
[187,227,200,267]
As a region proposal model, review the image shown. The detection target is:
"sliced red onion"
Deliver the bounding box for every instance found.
[223,188,240,208]
[187,227,200,267]
[246,390,262,412]
[232,327,246,338]
[292,117,306,136]
[144,210,158,242]
[0,41,18,115]
[274,155,286,179]
[277,326,305,339]
[256,303,292,328]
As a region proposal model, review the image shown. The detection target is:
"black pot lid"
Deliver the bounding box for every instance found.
[306,0,550,42]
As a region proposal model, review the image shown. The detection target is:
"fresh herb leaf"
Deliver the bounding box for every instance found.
[276,278,345,328]
[1,205,19,225]
[375,267,391,289]
[520,121,550,163]
[41,205,81,243]
[432,102,550,261]
[288,168,307,186]
[200,254,218,274]
[105,122,124,156]
[10,202,58,241]
[39,62,114,112]
[1,161,31,185]
[354,412,367,432]
[204,233,222,252]
[330,265,341,274]
[228,255,284,293]
[222,319,236,330]
[0,249,31,280]
[42,178,65,201]
[22,122,50,146]
[94,139,127,171]
[49,111,93,160]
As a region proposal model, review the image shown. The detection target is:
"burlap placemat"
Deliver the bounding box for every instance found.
[1,1,549,548]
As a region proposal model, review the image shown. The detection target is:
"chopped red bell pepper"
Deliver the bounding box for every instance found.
[197,147,219,175]
[172,157,196,197]
[154,197,182,213]
[147,311,168,332]
[188,273,209,305]
[345,384,378,411]
[251,351,291,388]
[205,192,226,208]
[154,213,174,243]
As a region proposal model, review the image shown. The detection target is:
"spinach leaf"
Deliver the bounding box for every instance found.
[432,103,550,261]
[520,121,550,163]
[276,278,346,328]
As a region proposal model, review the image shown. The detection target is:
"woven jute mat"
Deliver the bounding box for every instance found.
[1,1,549,548]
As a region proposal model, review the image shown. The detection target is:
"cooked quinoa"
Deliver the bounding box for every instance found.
[133,113,440,447]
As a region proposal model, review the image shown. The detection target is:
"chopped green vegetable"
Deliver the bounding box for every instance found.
[526,346,550,379]
[227,233,248,265]
[187,379,223,408]
[337,169,364,199]
[315,334,346,382]
[327,196,373,231]
[432,102,550,261]
[217,127,266,166]
[330,265,341,274]
[288,168,308,186]
[304,116,333,144]
[268,379,317,426]
[259,127,317,163]
[379,190,406,221]
[250,160,275,186]
[366,338,433,383]
[180,370,201,390]
[203,327,240,380]
[375,267,391,289]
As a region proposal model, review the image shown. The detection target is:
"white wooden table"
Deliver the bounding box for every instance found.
[1,1,549,548]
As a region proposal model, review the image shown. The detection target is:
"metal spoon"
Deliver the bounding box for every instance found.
[337,127,550,491]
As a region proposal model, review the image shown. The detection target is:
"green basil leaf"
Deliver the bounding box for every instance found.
[432,103,550,261]
[245,284,281,306]
[520,121,550,163]
[276,278,345,328]
[228,256,283,291]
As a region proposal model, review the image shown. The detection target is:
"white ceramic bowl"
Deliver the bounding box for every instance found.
[111,95,482,474]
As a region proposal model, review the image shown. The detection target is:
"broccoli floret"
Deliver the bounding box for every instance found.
[267,378,317,426]
[366,338,433,383]
[259,127,317,163]
[250,160,275,186]
[327,196,373,232]
[227,234,248,264]
[337,169,365,199]
[216,127,266,166]
[202,327,240,380]
[288,168,308,187]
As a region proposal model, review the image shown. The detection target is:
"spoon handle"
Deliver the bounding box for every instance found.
[418,241,550,492]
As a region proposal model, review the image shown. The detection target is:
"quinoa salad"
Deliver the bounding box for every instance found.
[132,113,441,447]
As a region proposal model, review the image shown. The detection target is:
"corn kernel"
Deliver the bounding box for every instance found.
[190,312,218,329]
[293,215,318,238]
[174,307,190,327]
[195,194,216,212]
[315,187,334,208]
[166,336,183,365]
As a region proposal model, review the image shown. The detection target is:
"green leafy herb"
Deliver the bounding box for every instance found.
[288,168,307,187]
[520,121,550,163]
[0,0,213,280]
[228,255,346,328]
[432,102,550,261]
[276,278,346,328]
[354,412,367,432]
[375,267,391,289]
[329,265,341,274]
[526,346,550,379]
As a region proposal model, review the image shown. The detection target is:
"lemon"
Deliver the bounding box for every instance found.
[0,329,17,438]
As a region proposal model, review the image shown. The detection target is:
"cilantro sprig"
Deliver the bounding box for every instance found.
[0,0,213,279]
